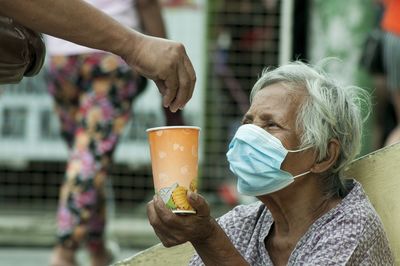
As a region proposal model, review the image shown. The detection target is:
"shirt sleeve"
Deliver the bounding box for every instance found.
[187,206,241,266]
[188,202,263,266]
[187,208,238,266]
[352,233,395,266]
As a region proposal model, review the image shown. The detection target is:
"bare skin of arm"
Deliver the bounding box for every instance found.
[0,0,196,112]
[147,193,250,266]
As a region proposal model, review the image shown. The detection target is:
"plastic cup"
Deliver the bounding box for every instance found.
[147,126,200,214]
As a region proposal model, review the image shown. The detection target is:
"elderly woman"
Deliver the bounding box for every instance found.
[147,62,394,265]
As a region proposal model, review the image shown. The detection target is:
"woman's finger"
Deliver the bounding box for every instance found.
[170,63,191,112]
[162,66,179,108]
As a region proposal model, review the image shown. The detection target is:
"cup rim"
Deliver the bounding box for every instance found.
[146,126,201,132]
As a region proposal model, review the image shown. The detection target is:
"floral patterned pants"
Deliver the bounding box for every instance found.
[47,53,143,252]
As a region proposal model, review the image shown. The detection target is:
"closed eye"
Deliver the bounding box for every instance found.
[267,121,279,127]
[264,120,281,129]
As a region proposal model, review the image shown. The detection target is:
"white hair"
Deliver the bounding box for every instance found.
[250,61,370,197]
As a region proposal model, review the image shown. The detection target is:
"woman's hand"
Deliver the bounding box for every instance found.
[147,192,250,265]
[123,33,196,113]
[147,192,214,247]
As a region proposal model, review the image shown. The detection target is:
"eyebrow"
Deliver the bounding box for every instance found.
[259,112,286,123]
[261,112,292,130]
[242,111,288,127]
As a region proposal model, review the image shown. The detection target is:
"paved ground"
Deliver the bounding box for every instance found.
[0,206,159,248]
[0,247,138,266]
[0,203,231,265]
[0,205,155,265]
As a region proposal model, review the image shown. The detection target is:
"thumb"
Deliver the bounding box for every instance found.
[188,192,210,216]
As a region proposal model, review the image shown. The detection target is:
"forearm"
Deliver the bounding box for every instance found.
[0,0,140,57]
[136,0,167,38]
[191,220,249,266]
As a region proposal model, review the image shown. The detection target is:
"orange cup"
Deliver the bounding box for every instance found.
[147,126,200,214]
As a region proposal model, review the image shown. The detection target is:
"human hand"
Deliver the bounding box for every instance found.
[147,192,216,247]
[123,33,196,113]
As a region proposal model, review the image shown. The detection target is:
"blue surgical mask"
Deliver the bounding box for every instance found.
[226,124,311,196]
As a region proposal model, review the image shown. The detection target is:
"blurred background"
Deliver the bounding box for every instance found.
[0,0,395,264]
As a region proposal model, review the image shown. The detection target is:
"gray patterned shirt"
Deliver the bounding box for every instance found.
[189,180,394,265]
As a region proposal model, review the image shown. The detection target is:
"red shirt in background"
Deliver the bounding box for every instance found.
[382,0,400,36]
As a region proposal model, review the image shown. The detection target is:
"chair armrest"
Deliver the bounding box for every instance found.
[113,242,195,266]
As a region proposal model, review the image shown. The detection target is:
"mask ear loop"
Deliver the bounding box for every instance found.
[292,170,311,179]
[286,145,313,153]
[286,146,314,179]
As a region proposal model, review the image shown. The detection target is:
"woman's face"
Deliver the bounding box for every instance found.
[242,82,315,175]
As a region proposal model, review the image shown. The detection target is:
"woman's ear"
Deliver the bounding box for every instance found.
[311,139,340,174]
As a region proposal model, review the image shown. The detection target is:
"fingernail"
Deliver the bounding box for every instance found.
[189,192,198,201]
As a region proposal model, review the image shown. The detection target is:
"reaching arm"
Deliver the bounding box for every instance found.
[0,0,196,112]
[0,0,133,57]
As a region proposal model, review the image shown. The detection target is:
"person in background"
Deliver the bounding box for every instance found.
[381,0,400,145]
[42,0,187,265]
[148,62,394,265]
[362,1,392,150]
[0,0,196,112]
